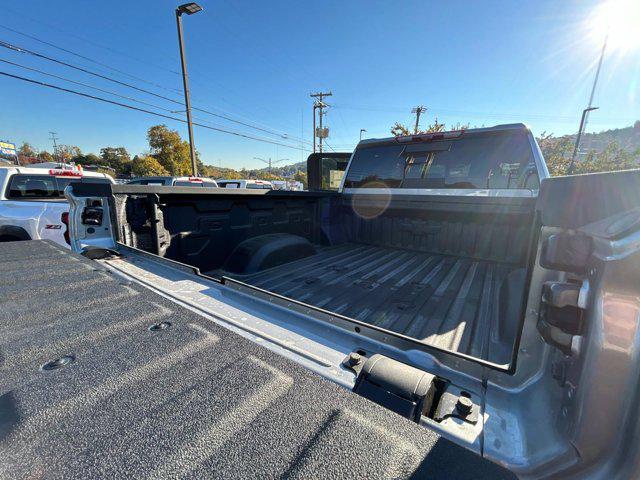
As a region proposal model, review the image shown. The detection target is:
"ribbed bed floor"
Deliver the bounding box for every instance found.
[233,243,522,364]
[0,240,517,479]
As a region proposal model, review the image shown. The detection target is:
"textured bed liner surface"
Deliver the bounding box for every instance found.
[0,240,515,479]
[231,243,523,364]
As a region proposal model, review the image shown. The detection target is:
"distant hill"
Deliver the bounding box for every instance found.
[256,161,306,177]
[559,121,640,154]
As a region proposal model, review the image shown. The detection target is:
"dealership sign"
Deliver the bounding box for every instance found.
[0,141,17,156]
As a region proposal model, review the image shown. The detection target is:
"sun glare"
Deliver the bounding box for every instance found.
[589,0,640,53]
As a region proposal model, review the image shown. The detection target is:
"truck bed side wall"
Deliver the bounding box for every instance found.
[115,190,536,272]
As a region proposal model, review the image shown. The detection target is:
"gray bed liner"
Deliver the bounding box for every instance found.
[229,243,523,365]
[0,240,515,479]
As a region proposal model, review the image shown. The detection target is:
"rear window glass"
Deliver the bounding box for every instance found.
[173,180,217,187]
[344,131,538,190]
[7,175,61,198]
[7,175,111,199]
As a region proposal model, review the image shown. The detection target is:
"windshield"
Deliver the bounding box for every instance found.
[344,131,539,190]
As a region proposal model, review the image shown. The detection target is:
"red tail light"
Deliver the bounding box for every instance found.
[49,169,83,177]
[61,212,70,245]
[396,130,464,143]
[188,177,203,182]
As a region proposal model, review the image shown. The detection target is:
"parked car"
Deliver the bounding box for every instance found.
[0,165,113,246]
[127,176,218,187]
[217,179,273,189]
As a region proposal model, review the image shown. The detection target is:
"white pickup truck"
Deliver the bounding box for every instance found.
[0,165,113,246]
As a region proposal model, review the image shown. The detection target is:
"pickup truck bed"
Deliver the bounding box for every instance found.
[0,240,514,479]
[228,242,521,365]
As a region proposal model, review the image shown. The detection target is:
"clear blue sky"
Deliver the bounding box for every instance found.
[0,0,638,169]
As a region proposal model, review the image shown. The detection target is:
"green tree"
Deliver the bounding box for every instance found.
[147,125,194,175]
[131,155,169,176]
[100,147,131,174]
[72,153,102,167]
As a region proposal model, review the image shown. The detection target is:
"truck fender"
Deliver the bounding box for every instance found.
[0,225,32,242]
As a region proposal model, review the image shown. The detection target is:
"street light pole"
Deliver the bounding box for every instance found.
[585,34,608,126]
[569,34,608,176]
[360,129,366,141]
[568,107,599,175]
[176,3,203,177]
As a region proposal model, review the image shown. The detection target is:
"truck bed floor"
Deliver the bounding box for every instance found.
[0,240,516,479]
[232,243,523,364]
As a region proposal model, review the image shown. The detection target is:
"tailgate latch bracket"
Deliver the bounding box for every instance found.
[352,354,436,423]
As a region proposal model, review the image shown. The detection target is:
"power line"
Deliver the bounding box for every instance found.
[0,39,183,103]
[0,23,182,93]
[2,13,306,141]
[253,157,289,174]
[0,39,313,143]
[0,36,308,143]
[333,103,636,124]
[0,69,311,151]
[0,57,252,131]
[0,8,184,78]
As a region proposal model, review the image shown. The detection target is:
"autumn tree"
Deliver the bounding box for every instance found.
[391,118,463,136]
[18,142,37,158]
[147,125,194,175]
[131,155,169,176]
[390,122,410,136]
[575,141,638,174]
[293,170,308,189]
[56,145,82,162]
[538,133,639,176]
[537,133,573,176]
[37,151,54,162]
[100,147,131,174]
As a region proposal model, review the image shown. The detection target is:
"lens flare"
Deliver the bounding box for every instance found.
[589,0,640,53]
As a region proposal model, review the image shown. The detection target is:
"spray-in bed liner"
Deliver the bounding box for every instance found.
[232,243,524,365]
[0,240,515,479]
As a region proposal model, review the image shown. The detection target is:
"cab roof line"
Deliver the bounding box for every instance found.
[358,122,530,147]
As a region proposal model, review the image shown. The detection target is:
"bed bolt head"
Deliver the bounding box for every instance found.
[348,352,362,366]
[456,396,473,416]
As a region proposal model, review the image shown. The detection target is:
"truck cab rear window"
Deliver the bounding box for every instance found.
[344,131,538,190]
[7,175,60,198]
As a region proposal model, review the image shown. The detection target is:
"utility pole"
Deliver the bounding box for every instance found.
[411,105,426,134]
[253,157,289,175]
[310,91,332,153]
[49,131,60,163]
